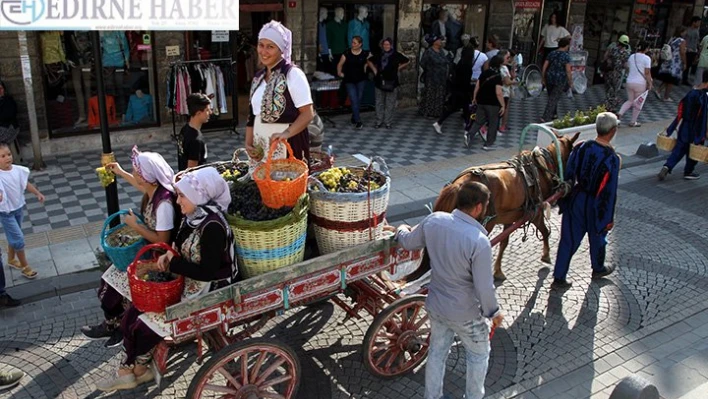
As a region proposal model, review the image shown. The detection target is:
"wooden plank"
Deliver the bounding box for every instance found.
[165,236,396,320]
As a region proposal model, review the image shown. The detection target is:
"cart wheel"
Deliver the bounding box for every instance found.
[362,295,430,379]
[187,338,301,399]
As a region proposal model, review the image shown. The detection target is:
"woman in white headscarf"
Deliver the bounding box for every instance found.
[81,146,179,348]
[246,20,314,164]
[97,167,238,392]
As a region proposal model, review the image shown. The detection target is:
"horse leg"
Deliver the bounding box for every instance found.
[493,224,511,281]
[533,213,552,264]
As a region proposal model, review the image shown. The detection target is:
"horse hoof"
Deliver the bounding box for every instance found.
[494,273,507,282]
[541,255,551,264]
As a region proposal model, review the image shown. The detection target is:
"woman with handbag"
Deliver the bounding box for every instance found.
[464,55,505,151]
[367,38,410,129]
[655,27,687,102]
[618,41,653,127]
[246,21,314,165]
[432,46,477,135]
[97,167,239,392]
[81,147,178,348]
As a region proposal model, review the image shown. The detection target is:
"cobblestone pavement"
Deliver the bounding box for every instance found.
[1,159,707,399]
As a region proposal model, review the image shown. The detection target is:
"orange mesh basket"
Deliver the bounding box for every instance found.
[253,139,309,209]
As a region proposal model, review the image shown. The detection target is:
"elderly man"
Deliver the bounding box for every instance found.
[388,181,503,399]
[552,112,621,290]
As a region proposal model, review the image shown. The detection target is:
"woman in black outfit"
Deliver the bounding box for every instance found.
[432,48,476,135]
[338,36,371,129]
[367,38,410,129]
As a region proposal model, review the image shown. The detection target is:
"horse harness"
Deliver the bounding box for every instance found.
[450,147,563,226]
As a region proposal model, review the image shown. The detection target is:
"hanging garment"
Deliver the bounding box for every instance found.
[101,31,129,68]
[216,66,228,114]
[88,95,119,128]
[124,93,154,123]
[41,31,66,65]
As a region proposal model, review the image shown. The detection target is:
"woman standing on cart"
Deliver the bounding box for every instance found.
[81,147,178,348]
[97,167,238,392]
[245,20,314,164]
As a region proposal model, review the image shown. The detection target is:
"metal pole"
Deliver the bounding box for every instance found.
[91,31,120,224]
[17,32,45,170]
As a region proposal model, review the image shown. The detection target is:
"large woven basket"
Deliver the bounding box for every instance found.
[128,243,184,314]
[656,133,676,152]
[100,210,147,271]
[689,143,708,163]
[308,157,390,254]
[226,194,309,279]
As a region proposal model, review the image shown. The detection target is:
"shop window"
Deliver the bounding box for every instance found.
[41,31,158,137]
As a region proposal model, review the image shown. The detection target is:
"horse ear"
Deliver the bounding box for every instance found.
[570,131,580,144]
[551,129,561,138]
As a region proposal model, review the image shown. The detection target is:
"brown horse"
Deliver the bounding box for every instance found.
[405,131,580,282]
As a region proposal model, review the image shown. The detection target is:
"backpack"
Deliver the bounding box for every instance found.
[660,42,673,61]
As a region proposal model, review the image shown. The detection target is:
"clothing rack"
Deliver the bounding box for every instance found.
[168,56,239,142]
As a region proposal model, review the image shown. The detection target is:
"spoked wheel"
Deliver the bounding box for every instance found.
[362,295,431,379]
[187,338,301,399]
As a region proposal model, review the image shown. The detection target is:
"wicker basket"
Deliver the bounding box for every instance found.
[226,194,309,279]
[656,133,676,152]
[128,243,184,313]
[100,210,147,271]
[689,143,708,163]
[175,148,250,182]
[308,157,390,254]
[253,140,309,209]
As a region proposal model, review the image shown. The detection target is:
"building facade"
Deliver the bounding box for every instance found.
[0,0,702,158]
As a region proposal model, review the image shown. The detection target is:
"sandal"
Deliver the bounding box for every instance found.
[21,266,37,279]
[7,259,23,270]
[629,122,641,127]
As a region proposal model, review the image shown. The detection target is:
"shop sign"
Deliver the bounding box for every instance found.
[288,1,297,8]
[515,1,542,10]
[0,0,240,30]
[137,44,152,51]
[166,45,180,56]
[143,34,151,45]
[212,30,229,42]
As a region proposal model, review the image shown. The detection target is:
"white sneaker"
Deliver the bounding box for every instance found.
[96,373,138,392]
[433,122,443,135]
[464,131,471,148]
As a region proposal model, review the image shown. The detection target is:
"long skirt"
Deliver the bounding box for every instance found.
[419,85,447,118]
[604,70,624,113]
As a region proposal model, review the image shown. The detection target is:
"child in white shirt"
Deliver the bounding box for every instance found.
[0,142,44,280]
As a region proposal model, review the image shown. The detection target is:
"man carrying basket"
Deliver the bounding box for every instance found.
[657,70,708,181]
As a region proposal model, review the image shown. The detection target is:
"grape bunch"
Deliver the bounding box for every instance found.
[143,270,177,283]
[220,163,249,183]
[96,167,115,188]
[315,167,385,193]
[228,181,293,221]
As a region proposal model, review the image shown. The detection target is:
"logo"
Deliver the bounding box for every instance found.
[0,0,45,26]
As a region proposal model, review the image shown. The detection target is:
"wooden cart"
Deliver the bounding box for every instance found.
[154,233,428,398]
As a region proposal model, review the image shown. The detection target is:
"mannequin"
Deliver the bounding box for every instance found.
[40,31,68,92]
[123,89,154,124]
[327,7,348,74]
[445,12,462,51]
[432,10,448,41]
[66,31,92,125]
[99,31,130,116]
[348,6,371,51]
[317,7,334,73]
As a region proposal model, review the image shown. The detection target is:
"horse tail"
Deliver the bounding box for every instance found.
[402,182,462,284]
[433,183,460,213]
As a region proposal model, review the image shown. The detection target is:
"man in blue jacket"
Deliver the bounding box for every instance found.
[658,70,708,181]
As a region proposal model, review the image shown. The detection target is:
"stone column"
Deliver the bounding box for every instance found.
[397,0,424,108]
[287,0,318,74]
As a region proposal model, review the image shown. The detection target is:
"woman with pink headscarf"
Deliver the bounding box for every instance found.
[96,167,238,392]
[81,147,179,348]
[246,20,314,164]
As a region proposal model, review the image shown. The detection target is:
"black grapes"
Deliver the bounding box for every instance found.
[228,181,293,222]
[145,270,177,283]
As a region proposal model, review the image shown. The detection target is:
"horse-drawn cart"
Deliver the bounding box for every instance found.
[147,124,574,398]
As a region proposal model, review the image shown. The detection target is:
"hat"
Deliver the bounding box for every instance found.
[618,35,630,46]
[425,34,442,46]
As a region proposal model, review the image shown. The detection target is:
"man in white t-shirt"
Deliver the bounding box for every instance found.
[618,42,653,126]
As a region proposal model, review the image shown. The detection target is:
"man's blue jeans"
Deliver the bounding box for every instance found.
[0,256,5,295]
[345,81,366,123]
[425,311,491,399]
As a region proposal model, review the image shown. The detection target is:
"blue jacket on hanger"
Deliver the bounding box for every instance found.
[101,31,129,68]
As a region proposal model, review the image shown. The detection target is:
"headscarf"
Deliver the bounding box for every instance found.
[425,34,442,46]
[131,146,175,193]
[380,38,394,70]
[258,20,293,63]
[174,167,231,226]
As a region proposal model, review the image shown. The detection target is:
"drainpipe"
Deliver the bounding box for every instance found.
[17,32,45,170]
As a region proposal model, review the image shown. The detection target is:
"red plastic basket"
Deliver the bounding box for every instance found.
[128,243,185,313]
